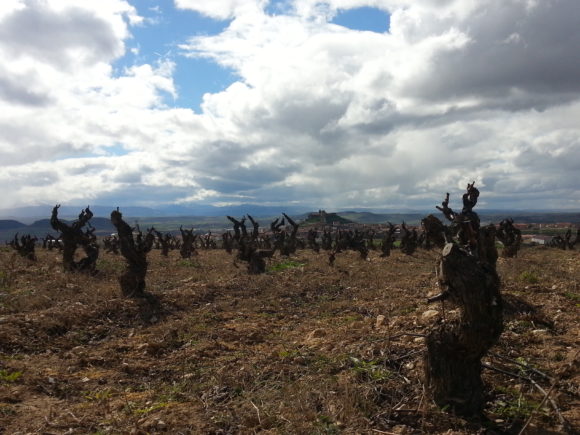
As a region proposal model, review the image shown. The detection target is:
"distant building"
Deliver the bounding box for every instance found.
[307,210,352,225]
[530,235,553,245]
[307,209,328,223]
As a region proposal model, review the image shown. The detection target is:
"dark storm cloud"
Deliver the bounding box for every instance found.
[407,0,580,108]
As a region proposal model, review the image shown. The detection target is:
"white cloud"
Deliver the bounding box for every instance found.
[174,0,267,20]
[1,0,580,211]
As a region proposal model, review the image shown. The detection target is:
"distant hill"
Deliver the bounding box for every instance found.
[477,211,580,225]
[0,204,312,220]
[338,211,580,226]
[302,211,354,225]
[0,217,115,242]
[0,220,27,231]
[1,209,578,242]
[0,205,165,220]
[338,211,424,225]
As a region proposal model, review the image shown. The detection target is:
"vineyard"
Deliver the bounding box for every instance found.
[0,201,579,434]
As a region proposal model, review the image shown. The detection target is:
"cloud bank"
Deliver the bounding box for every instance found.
[1,0,579,211]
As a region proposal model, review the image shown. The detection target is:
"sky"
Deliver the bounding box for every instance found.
[1,0,580,212]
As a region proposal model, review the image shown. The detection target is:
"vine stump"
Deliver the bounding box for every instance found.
[425,243,503,416]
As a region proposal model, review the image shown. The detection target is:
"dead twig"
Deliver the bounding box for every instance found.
[482,363,570,431]
[250,400,262,426]
[527,376,572,431]
[390,349,424,363]
[391,408,439,415]
[67,411,82,423]
[482,362,526,379]
[389,332,427,340]
[489,352,552,381]
[517,382,557,435]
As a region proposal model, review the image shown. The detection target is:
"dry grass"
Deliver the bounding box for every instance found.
[0,245,578,434]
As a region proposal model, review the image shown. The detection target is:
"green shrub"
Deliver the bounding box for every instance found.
[350,358,391,382]
[0,369,23,383]
[268,260,305,272]
[518,271,539,284]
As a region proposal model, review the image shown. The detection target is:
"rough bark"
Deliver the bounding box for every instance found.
[179,226,197,259]
[425,243,503,416]
[426,184,502,417]
[400,222,417,255]
[9,233,37,261]
[278,213,299,256]
[110,208,154,297]
[321,229,333,251]
[247,215,260,240]
[154,230,171,257]
[222,232,234,254]
[436,183,480,254]
[103,235,119,254]
[307,228,320,252]
[380,223,396,257]
[50,205,99,273]
[478,224,498,268]
[421,215,447,250]
[572,228,580,249]
[496,218,522,258]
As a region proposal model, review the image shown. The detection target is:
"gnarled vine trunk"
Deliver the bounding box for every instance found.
[426,183,503,417]
[179,226,197,259]
[496,218,522,258]
[425,243,503,416]
[9,233,37,261]
[50,205,99,273]
[111,209,154,297]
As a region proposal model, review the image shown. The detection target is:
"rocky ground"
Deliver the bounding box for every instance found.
[0,245,578,434]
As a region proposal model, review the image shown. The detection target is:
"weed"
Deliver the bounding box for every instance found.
[399,305,416,315]
[158,381,193,402]
[492,395,541,420]
[268,260,306,272]
[311,354,344,374]
[84,389,114,402]
[0,369,23,383]
[133,402,170,415]
[491,385,545,421]
[96,258,123,273]
[333,314,363,325]
[315,414,341,434]
[178,259,201,268]
[513,357,538,376]
[564,291,580,301]
[350,358,391,382]
[0,404,16,416]
[506,319,534,333]
[0,267,14,291]
[279,349,300,359]
[519,271,539,284]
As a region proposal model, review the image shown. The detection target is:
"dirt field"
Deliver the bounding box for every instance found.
[0,245,578,434]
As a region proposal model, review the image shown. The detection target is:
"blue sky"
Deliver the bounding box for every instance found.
[113,1,235,110]
[115,1,390,111]
[0,0,579,212]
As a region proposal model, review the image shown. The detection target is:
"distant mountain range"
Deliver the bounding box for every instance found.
[1,208,578,242]
[0,204,313,222]
[1,217,116,242]
[2,203,579,221]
